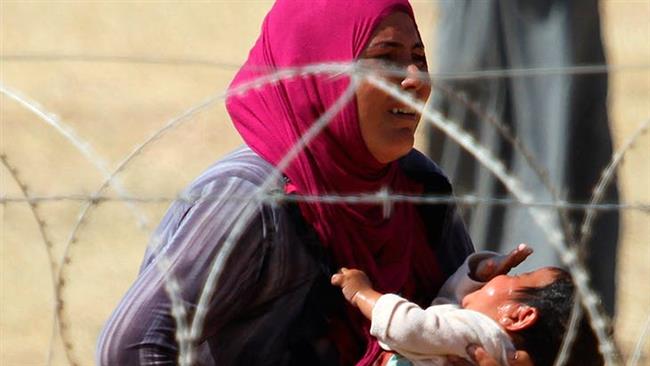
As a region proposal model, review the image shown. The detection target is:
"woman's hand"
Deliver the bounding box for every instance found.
[447,345,534,366]
[473,243,533,282]
[331,268,373,306]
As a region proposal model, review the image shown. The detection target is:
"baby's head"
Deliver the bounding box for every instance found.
[462,267,603,366]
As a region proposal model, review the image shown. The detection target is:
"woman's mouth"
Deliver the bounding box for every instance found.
[389,107,418,121]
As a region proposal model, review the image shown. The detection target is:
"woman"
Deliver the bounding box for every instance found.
[97,1,528,365]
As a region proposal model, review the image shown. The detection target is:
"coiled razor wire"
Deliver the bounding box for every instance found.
[1,193,647,213]
[3,61,648,365]
[0,155,60,366]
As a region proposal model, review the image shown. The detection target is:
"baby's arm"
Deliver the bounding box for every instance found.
[331,268,514,362]
[330,268,381,320]
[371,295,513,362]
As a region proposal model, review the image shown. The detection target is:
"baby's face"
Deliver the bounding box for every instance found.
[461,267,558,323]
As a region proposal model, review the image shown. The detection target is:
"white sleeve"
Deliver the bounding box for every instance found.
[370,294,514,363]
[433,251,499,305]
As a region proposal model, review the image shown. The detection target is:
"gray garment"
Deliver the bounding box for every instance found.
[428,0,619,314]
[96,147,474,366]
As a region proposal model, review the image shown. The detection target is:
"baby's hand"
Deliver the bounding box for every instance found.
[331,268,373,307]
[474,244,533,282]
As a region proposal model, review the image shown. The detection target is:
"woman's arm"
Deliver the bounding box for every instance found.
[435,245,533,304]
[96,176,288,365]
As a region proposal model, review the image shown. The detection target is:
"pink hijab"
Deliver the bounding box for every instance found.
[226,1,442,364]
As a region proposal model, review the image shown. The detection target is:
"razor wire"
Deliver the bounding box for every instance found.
[2,193,648,213]
[3,53,650,79]
[2,61,648,366]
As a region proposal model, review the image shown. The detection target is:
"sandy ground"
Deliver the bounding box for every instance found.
[1,1,648,365]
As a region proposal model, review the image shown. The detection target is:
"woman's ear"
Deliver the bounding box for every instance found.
[498,303,538,331]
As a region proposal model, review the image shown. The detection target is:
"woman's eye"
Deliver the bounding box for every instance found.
[365,54,399,69]
[363,52,426,70]
[374,54,394,63]
[373,53,390,59]
[413,54,427,68]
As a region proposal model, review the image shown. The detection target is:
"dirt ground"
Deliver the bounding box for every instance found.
[1,1,648,365]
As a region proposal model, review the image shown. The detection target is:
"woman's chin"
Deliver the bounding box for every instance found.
[372,140,414,163]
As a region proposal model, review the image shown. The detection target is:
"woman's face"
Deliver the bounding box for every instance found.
[356,12,431,164]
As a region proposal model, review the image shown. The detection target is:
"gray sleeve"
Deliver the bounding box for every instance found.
[96,176,271,366]
[434,252,496,304]
[437,208,476,278]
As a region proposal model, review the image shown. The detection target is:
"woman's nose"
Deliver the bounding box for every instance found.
[400,64,424,90]
[400,64,431,101]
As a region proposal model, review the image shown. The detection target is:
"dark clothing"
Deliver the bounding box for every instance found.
[428,0,619,314]
[96,147,474,365]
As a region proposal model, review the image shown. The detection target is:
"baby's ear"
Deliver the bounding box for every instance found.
[498,303,538,331]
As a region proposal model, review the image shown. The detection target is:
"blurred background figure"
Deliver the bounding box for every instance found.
[427,0,619,315]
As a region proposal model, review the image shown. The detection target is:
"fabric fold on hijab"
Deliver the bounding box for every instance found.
[226,1,442,364]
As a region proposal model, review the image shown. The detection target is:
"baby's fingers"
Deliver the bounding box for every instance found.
[331,273,344,286]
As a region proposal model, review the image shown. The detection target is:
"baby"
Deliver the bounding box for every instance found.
[332,245,602,366]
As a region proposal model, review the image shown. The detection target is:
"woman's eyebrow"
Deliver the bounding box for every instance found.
[369,40,425,50]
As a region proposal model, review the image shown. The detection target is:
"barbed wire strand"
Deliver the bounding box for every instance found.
[184,76,360,365]
[0,154,60,366]
[156,256,193,366]
[1,54,240,68]
[431,81,577,246]
[57,64,351,269]
[49,96,221,364]
[0,84,150,229]
[628,314,650,366]
[556,118,650,366]
[2,193,647,213]
[48,63,352,365]
[578,118,650,249]
[553,297,584,366]
[388,66,647,365]
[55,199,97,366]
[3,53,650,79]
[364,72,621,365]
[377,61,650,81]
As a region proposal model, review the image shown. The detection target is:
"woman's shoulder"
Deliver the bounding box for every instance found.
[399,149,452,194]
[182,146,283,200]
[193,146,278,186]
